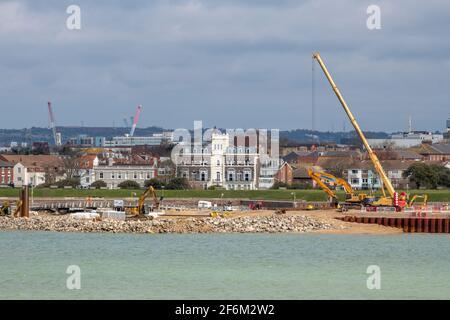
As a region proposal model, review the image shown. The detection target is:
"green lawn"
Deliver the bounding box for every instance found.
[0,188,449,202]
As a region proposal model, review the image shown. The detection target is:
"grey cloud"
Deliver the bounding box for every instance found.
[0,0,448,132]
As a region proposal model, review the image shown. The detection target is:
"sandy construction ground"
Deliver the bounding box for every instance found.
[161,208,403,235]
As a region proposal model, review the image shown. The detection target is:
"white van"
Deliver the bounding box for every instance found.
[198,200,213,209]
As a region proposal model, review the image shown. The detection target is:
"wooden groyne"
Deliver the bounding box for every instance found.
[337,214,450,233]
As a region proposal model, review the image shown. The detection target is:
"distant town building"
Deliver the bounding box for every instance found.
[103,132,172,147]
[67,135,105,147]
[0,160,14,186]
[175,132,262,190]
[444,118,450,140]
[368,131,444,148]
[93,156,159,189]
[413,143,450,162]
[75,155,99,188]
[343,160,419,190]
[0,155,64,187]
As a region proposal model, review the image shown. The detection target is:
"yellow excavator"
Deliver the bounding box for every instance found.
[307,169,375,208]
[0,201,10,215]
[312,52,426,210]
[126,185,161,216]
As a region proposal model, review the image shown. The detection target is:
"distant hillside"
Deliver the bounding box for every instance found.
[279,129,389,145]
[0,126,390,147]
[0,126,165,146]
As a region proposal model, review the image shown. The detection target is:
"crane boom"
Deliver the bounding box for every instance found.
[47,101,59,146]
[312,53,396,198]
[129,105,142,137]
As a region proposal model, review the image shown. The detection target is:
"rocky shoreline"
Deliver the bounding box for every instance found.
[0,215,335,234]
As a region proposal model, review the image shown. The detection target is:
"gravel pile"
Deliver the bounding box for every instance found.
[0,215,334,234]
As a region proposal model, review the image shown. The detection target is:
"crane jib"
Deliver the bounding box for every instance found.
[312,52,396,199]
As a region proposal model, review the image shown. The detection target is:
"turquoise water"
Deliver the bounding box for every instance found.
[1,231,450,299]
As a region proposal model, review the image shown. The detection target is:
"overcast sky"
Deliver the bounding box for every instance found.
[0,0,449,132]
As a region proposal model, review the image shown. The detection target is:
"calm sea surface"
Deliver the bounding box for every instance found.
[1,231,450,299]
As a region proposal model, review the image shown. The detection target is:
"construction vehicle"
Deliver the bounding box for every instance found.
[12,200,22,217]
[307,169,375,208]
[0,201,10,215]
[126,185,162,217]
[312,52,424,210]
[408,194,428,208]
[249,201,263,210]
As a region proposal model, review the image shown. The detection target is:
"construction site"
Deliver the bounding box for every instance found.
[1,52,449,235]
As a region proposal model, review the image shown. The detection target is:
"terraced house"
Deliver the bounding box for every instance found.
[0,155,63,187]
[0,160,13,186]
[93,154,159,189]
[343,160,418,190]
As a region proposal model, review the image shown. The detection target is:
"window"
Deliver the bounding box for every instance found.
[228,173,233,181]
[216,172,220,182]
[244,173,250,181]
[201,172,206,181]
[351,178,359,184]
[17,167,21,173]
[99,172,103,179]
[133,172,137,179]
[118,172,122,179]
[217,160,220,166]
[351,170,358,174]
[111,172,115,179]
[146,172,151,179]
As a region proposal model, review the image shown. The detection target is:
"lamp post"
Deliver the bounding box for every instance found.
[291,192,296,208]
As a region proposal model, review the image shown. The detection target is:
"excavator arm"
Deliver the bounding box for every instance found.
[138,185,160,214]
[307,169,339,206]
[313,170,354,195]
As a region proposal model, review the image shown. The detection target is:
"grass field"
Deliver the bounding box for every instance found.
[0,188,449,202]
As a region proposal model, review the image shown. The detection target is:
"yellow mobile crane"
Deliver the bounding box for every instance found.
[312,52,412,210]
[307,169,375,208]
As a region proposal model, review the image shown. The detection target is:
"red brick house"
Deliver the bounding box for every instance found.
[0,160,13,186]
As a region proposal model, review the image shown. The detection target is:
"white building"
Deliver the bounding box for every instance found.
[93,161,158,189]
[344,160,417,190]
[13,163,47,187]
[0,155,64,187]
[368,131,444,149]
[103,132,173,147]
[176,133,260,190]
[175,132,279,190]
[75,155,99,188]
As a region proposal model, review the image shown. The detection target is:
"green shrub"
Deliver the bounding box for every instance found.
[166,177,190,190]
[117,180,141,189]
[90,180,107,189]
[144,178,166,189]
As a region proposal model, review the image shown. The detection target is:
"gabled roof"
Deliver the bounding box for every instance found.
[429,144,450,154]
[346,160,420,171]
[412,143,450,155]
[0,155,62,168]
[0,160,13,167]
[76,155,98,169]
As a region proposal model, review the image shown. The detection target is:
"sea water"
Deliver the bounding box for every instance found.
[1,231,449,299]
